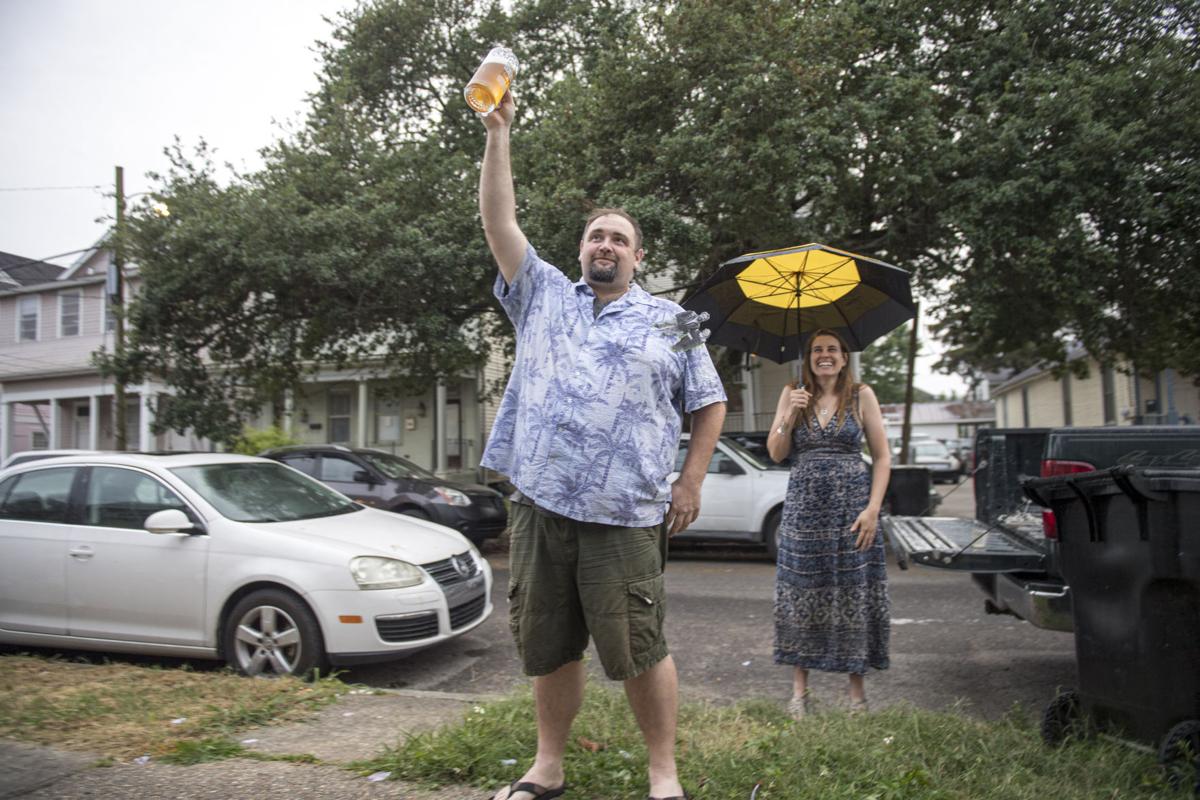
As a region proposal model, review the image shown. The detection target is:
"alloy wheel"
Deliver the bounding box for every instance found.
[232,604,303,676]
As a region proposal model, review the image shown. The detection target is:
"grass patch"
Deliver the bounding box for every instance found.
[0,653,344,760]
[357,686,1189,799]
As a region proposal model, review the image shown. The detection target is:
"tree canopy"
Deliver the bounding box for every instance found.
[102,0,1200,443]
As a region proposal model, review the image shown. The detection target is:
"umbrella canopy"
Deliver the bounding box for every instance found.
[681,242,916,363]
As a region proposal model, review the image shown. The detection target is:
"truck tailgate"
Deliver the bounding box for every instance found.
[883,515,1046,572]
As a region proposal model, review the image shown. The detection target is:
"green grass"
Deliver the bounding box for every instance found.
[356,686,1190,800]
[0,653,345,760]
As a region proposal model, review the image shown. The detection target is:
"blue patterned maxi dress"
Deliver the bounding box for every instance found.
[773,396,890,673]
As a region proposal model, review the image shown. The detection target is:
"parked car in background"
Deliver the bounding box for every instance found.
[0,449,100,470]
[671,434,789,557]
[0,452,492,675]
[719,431,941,516]
[259,445,507,545]
[905,439,963,483]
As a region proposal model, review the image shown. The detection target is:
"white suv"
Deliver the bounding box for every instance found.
[0,452,492,676]
[670,435,789,557]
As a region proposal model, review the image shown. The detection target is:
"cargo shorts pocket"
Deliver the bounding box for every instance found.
[507,580,524,639]
[626,574,666,659]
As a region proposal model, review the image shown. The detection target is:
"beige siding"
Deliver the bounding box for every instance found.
[1026,376,1065,427]
[1069,363,1106,425]
[993,358,1200,428]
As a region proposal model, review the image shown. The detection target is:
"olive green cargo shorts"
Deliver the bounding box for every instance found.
[507,502,669,681]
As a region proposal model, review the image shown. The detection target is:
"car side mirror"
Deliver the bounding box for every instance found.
[144,509,199,535]
[352,470,376,486]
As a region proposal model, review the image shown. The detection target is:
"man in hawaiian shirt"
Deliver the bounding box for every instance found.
[478,90,726,800]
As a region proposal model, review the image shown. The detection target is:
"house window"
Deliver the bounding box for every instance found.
[375,395,402,444]
[31,430,48,450]
[59,291,81,337]
[1101,367,1117,424]
[18,296,39,341]
[1061,373,1073,426]
[103,295,117,333]
[328,389,351,443]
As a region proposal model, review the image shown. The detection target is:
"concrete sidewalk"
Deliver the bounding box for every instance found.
[1,688,498,799]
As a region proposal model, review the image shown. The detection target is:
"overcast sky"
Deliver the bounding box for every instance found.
[1,0,967,396]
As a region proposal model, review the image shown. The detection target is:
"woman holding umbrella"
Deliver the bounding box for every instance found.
[766,328,891,718]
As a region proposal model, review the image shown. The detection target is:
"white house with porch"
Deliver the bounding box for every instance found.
[0,243,486,474]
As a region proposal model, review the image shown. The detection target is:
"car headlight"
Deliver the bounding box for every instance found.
[350,556,424,590]
[430,486,471,506]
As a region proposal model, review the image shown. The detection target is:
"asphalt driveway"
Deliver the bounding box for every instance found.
[343,476,1075,721]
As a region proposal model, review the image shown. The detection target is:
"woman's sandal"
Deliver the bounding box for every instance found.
[787,691,812,720]
[493,781,567,800]
[647,793,691,800]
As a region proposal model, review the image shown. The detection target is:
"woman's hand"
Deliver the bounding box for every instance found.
[784,386,811,418]
[851,506,881,551]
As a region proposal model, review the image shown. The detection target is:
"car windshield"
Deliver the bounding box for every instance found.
[170,462,360,523]
[720,437,770,470]
[358,452,436,480]
[915,443,950,457]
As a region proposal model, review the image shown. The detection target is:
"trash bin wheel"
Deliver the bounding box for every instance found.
[1159,719,1200,792]
[1041,689,1082,746]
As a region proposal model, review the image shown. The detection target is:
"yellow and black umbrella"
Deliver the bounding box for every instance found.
[681,242,915,362]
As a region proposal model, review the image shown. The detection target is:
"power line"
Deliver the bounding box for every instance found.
[0,248,101,271]
[0,185,105,192]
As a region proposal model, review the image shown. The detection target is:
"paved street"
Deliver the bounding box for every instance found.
[344,477,1078,721]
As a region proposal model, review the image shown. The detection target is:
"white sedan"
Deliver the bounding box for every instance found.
[0,452,492,676]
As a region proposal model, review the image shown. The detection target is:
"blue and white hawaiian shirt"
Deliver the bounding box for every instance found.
[481,244,727,526]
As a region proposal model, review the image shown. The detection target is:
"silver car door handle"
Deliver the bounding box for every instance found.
[68,546,94,560]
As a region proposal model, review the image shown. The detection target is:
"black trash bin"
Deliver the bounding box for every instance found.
[887,465,934,516]
[1022,466,1200,789]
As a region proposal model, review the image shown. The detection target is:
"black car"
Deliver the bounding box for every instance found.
[259,445,508,545]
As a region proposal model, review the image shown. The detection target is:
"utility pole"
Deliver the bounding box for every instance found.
[899,304,919,465]
[112,165,127,451]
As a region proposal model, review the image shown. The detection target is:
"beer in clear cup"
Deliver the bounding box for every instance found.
[464,46,519,115]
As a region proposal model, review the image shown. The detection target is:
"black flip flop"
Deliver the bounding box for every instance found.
[496,781,567,800]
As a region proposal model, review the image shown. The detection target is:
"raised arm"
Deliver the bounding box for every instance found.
[478,91,528,284]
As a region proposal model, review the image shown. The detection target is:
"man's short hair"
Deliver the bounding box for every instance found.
[583,207,643,251]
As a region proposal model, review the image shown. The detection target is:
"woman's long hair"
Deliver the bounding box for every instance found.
[799,328,859,432]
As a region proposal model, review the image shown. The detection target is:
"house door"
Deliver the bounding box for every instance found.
[73,405,90,448]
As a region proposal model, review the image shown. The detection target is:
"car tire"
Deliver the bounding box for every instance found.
[1040,689,1082,746]
[222,589,329,678]
[764,508,782,561]
[1159,719,1200,791]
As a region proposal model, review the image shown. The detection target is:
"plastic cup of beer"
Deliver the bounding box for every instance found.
[464,46,519,115]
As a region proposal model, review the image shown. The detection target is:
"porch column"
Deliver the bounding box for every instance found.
[48,399,59,449]
[139,390,153,452]
[88,395,100,449]
[283,389,294,437]
[741,360,756,432]
[356,380,369,447]
[1,402,11,461]
[435,380,448,474]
